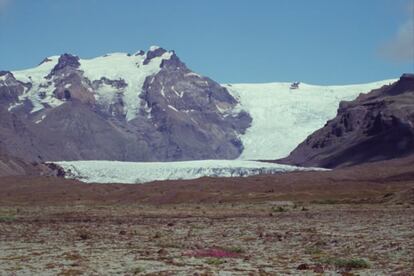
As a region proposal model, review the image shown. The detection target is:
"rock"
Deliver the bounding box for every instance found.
[313,264,324,273]
[48,53,80,77]
[157,248,168,255]
[143,46,167,65]
[297,263,310,270]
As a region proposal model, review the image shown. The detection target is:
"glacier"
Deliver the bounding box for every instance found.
[54,79,397,184]
[54,160,326,184]
[225,80,397,160]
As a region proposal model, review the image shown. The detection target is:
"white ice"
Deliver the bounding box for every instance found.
[54,159,326,184]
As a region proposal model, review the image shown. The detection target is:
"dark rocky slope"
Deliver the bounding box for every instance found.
[0,147,47,177]
[280,73,414,168]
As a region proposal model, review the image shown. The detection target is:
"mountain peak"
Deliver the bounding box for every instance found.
[1,46,251,162]
[401,73,414,81]
[48,53,80,76]
[0,70,12,77]
[134,50,145,56]
[149,45,162,52]
[143,47,169,65]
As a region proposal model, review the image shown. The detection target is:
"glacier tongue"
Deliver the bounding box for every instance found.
[54,160,326,184]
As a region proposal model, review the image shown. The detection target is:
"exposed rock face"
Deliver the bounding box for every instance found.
[48,53,80,77]
[280,74,414,168]
[139,52,251,160]
[0,47,251,163]
[0,72,27,103]
[143,46,167,65]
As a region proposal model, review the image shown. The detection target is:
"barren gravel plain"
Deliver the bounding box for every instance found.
[0,157,413,275]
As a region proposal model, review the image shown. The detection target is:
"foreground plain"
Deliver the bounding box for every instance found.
[0,157,413,275]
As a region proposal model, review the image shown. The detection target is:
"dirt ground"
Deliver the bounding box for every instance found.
[0,157,413,275]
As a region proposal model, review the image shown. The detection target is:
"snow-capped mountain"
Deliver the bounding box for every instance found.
[0,46,251,162]
[0,45,397,166]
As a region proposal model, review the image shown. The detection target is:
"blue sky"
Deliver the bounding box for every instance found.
[0,0,413,84]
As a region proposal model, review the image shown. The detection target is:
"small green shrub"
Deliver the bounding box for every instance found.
[0,216,16,222]
[131,266,145,275]
[321,257,370,269]
[311,199,339,204]
[222,246,244,254]
[304,246,323,255]
[272,206,287,212]
[205,258,225,265]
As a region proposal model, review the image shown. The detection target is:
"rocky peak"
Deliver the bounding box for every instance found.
[0,71,26,104]
[143,46,168,65]
[137,46,251,160]
[0,71,17,85]
[0,71,21,86]
[39,57,53,65]
[390,73,414,95]
[401,73,414,80]
[0,71,12,77]
[160,52,186,70]
[134,50,145,56]
[48,54,80,77]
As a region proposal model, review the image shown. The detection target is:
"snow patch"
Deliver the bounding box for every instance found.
[35,115,46,124]
[7,102,23,111]
[185,72,202,78]
[171,85,184,97]
[168,105,178,112]
[215,103,229,113]
[142,101,152,119]
[171,85,180,97]
[160,84,165,97]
